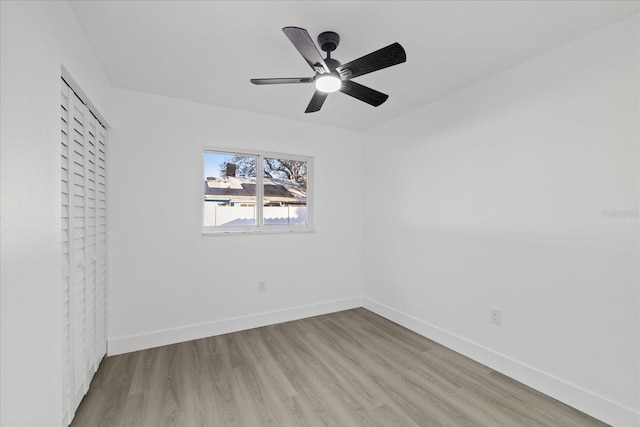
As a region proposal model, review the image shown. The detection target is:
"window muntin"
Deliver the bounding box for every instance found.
[203,149,312,233]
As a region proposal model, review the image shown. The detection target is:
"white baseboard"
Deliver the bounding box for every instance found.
[363,297,639,427]
[107,296,362,356]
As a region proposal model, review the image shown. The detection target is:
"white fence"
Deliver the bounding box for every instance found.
[204,203,307,227]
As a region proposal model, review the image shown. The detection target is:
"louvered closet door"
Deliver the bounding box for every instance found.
[61,79,108,424]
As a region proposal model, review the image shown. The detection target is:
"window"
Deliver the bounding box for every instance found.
[203,149,312,233]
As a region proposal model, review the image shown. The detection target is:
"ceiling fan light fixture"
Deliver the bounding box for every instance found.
[315,74,342,93]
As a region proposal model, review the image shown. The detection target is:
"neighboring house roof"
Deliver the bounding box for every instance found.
[204,176,306,203]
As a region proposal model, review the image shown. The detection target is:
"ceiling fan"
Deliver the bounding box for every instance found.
[250,27,406,113]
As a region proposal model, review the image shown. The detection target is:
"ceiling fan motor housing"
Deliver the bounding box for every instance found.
[318,31,340,53]
[324,57,341,71]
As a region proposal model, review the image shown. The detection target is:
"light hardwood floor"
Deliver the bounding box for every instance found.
[71,308,607,426]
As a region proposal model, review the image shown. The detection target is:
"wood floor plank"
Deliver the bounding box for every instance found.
[309,315,494,425]
[300,316,429,425]
[71,309,608,427]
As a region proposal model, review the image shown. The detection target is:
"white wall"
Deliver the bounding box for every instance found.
[362,15,639,426]
[0,1,112,425]
[106,89,364,354]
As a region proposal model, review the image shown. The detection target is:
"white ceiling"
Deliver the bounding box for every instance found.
[69,1,639,131]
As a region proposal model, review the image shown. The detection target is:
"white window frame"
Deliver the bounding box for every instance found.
[202,147,314,235]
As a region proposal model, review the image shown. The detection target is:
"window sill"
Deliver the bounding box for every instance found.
[202,227,316,236]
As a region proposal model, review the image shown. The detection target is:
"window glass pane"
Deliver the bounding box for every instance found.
[204,151,257,227]
[263,157,308,226]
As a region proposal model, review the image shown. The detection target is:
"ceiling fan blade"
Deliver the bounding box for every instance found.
[282,27,329,74]
[337,42,406,80]
[251,78,313,85]
[305,90,328,113]
[339,80,389,107]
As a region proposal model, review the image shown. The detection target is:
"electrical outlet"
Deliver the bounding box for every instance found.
[258,281,266,293]
[490,308,502,326]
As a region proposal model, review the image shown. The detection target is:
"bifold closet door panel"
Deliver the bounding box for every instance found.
[61,82,72,423]
[68,87,89,409]
[95,124,107,359]
[85,113,98,377]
